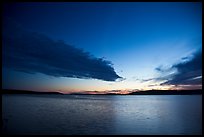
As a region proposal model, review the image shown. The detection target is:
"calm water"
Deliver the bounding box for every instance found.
[2,94,202,135]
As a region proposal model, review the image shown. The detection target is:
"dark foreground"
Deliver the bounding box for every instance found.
[2,94,202,135]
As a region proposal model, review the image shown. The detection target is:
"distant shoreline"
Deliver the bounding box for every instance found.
[1,89,202,95]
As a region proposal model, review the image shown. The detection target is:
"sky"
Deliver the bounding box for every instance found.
[2,2,202,93]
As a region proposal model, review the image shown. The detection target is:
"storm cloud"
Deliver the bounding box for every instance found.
[2,19,122,81]
[158,50,202,86]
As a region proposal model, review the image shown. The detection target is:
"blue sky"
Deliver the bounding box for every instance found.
[2,2,202,93]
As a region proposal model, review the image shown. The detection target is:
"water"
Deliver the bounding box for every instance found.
[2,94,202,135]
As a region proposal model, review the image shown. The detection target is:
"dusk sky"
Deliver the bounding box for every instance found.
[2,2,202,93]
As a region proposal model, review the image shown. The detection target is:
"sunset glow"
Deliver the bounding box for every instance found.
[2,2,202,94]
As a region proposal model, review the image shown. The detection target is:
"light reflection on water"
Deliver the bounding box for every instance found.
[112,95,202,135]
[2,94,202,135]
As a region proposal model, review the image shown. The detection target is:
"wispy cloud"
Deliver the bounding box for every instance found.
[158,50,202,87]
[2,18,122,81]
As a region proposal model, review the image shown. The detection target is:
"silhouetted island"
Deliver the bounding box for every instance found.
[2,89,202,95]
[128,89,202,95]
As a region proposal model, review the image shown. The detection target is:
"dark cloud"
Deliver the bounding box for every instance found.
[141,78,154,82]
[159,50,202,86]
[2,18,122,81]
[155,66,164,72]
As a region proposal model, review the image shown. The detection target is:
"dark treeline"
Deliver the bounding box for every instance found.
[1,89,202,95]
[129,89,202,95]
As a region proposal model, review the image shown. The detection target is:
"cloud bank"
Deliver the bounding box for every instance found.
[2,18,122,81]
[157,50,202,87]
